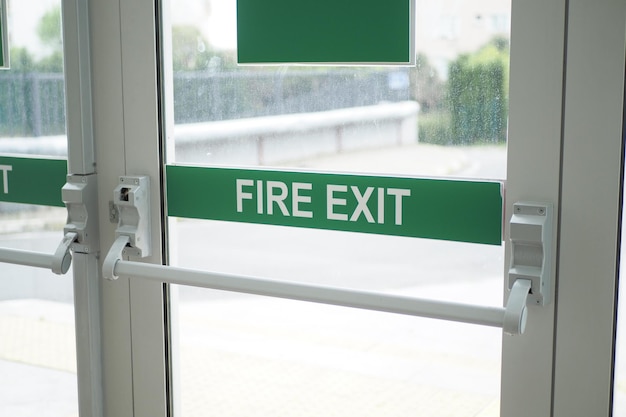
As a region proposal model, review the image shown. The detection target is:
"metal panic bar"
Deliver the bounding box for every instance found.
[108,258,531,335]
[0,247,63,270]
[0,232,77,275]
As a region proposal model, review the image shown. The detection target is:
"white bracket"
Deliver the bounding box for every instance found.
[62,174,99,254]
[103,176,151,280]
[112,175,151,258]
[47,174,100,275]
[508,202,553,306]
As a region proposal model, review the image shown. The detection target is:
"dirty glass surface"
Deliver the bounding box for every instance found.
[165,1,510,415]
[0,1,76,416]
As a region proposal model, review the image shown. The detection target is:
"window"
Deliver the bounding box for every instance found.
[0,1,76,416]
[165,1,509,415]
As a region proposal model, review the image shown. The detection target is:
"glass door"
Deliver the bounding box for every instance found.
[0,1,78,416]
[164,1,508,415]
[30,0,624,416]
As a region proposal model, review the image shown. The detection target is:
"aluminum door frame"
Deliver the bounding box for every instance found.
[59,0,626,415]
[503,0,626,415]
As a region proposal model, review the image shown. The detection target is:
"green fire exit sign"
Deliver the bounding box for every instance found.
[0,156,67,207]
[237,0,415,65]
[0,156,503,245]
[166,166,503,245]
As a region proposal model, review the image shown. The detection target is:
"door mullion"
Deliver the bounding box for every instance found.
[61,0,103,415]
[62,0,96,176]
[118,0,168,415]
[552,0,626,415]
[71,253,104,417]
[88,0,136,414]
[501,0,567,415]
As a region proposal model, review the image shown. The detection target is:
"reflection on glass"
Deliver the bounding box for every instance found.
[0,1,76,416]
[167,0,510,416]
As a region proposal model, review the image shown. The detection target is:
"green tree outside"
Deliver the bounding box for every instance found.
[35,5,63,72]
[447,37,509,144]
[418,37,510,145]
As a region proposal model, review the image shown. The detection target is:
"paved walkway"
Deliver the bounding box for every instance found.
[0,285,502,417]
[289,143,474,177]
[0,300,78,417]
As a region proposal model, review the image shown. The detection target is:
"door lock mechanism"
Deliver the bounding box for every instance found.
[508,202,553,306]
[103,175,151,280]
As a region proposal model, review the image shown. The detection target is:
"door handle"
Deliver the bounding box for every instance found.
[0,174,98,275]
[103,245,533,335]
[0,231,77,275]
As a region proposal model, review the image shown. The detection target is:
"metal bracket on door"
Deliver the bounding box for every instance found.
[103,175,151,280]
[63,174,99,255]
[508,202,553,306]
[0,174,99,275]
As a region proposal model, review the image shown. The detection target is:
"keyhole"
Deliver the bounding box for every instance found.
[121,187,130,202]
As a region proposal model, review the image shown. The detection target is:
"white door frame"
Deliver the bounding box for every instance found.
[501,0,567,414]
[503,0,625,416]
[552,0,624,415]
[62,0,170,415]
[58,0,626,415]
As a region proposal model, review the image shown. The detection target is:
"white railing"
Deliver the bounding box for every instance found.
[174,101,419,165]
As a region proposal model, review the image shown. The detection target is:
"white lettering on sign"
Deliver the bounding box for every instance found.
[377,187,385,224]
[236,179,313,218]
[387,188,411,225]
[0,165,12,194]
[236,179,411,226]
[236,179,254,212]
[292,182,313,218]
[256,180,264,214]
[350,186,375,223]
[327,184,348,221]
[328,184,410,225]
[267,181,289,216]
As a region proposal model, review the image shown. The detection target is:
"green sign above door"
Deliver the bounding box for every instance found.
[0,156,67,207]
[236,0,415,65]
[0,157,503,244]
[166,165,503,245]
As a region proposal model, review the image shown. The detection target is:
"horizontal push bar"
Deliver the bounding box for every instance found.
[104,236,532,335]
[0,247,59,270]
[0,232,77,275]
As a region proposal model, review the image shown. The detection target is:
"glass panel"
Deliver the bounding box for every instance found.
[166,0,510,415]
[0,1,75,416]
